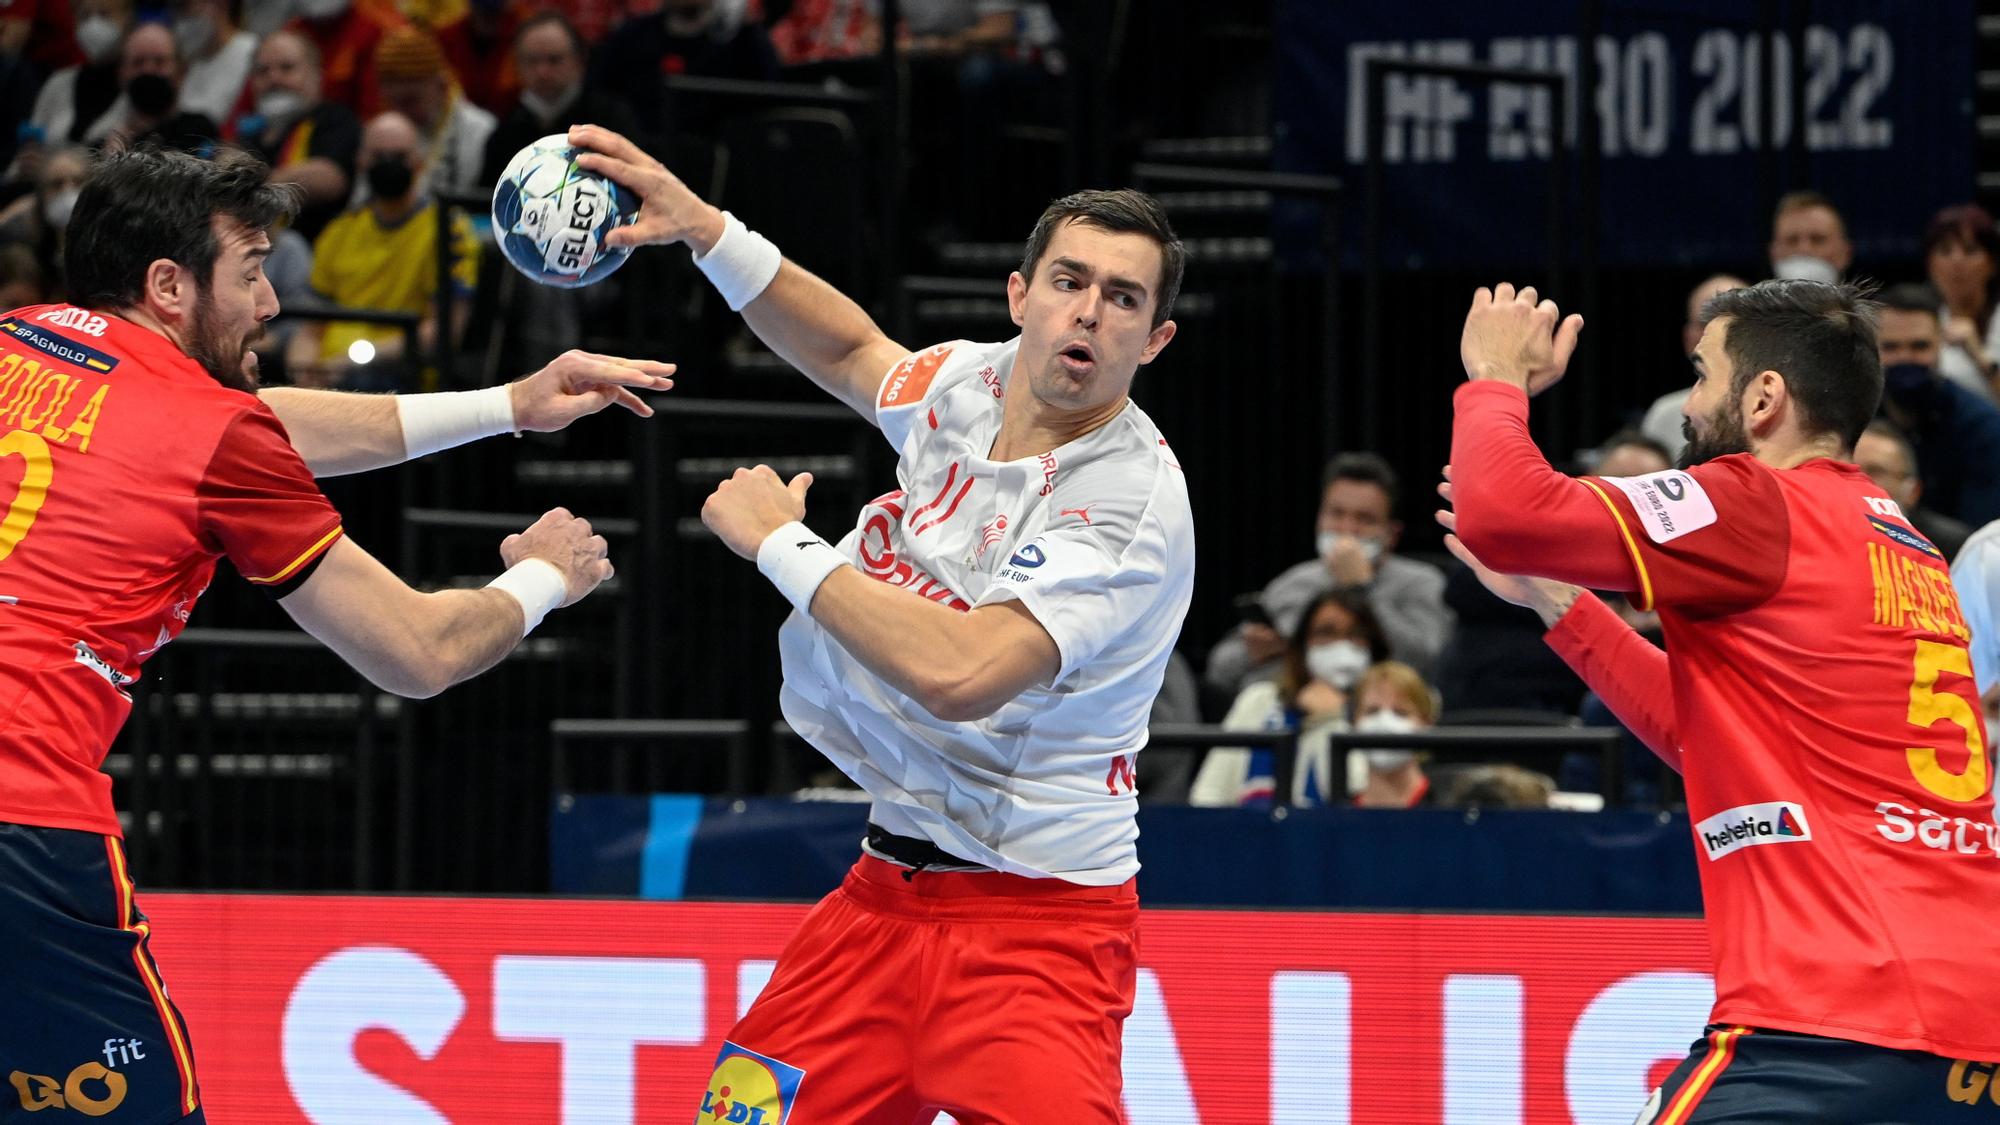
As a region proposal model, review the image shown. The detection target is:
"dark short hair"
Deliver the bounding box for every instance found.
[1321,451,1399,514]
[1773,190,1845,234]
[65,147,301,312]
[1699,278,1882,450]
[1597,428,1671,466]
[516,10,586,57]
[1278,587,1389,701]
[1019,189,1184,328]
[1861,419,1917,472]
[1877,281,1942,319]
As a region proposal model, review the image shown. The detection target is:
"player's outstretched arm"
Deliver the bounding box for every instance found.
[278,508,612,698]
[259,350,676,477]
[566,123,910,420]
[703,466,1059,720]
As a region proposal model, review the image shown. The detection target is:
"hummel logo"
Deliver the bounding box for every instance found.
[1060,506,1094,525]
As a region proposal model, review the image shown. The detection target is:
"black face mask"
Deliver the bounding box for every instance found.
[366,155,414,201]
[127,73,176,117]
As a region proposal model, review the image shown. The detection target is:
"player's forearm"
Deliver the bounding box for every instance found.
[259,387,404,476]
[740,261,898,415]
[1451,382,1641,590]
[1541,592,1683,772]
[804,567,1011,720]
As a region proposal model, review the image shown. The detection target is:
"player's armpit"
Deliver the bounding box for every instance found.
[278,538,522,699]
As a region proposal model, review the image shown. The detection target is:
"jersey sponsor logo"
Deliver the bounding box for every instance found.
[9,1060,130,1116]
[699,1041,802,1125]
[1603,471,1716,544]
[1867,515,1943,560]
[1036,450,1059,496]
[1060,505,1094,525]
[1864,495,1908,520]
[855,489,972,612]
[1008,543,1046,569]
[878,345,953,409]
[73,640,135,694]
[1874,801,2000,856]
[977,364,1003,398]
[0,319,118,373]
[1948,1060,2000,1106]
[1694,801,1811,861]
[33,308,108,337]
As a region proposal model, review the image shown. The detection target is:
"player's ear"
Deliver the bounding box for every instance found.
[143,258,192,321]
[1006,271,1027,327]
[1139,318,1177,365]
[1746,369,1786,432]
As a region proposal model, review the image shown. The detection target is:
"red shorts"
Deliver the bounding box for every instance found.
[699,854,1140,1125]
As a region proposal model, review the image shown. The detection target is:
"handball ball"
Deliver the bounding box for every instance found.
[492,135,640,289]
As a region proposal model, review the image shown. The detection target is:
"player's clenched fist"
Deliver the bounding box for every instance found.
[501,507,613,605]
[566,123,726,254]
[702,465,814,561]
[1460,282,1585,396]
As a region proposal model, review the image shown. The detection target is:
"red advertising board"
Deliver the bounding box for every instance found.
[140,895,1714,1124]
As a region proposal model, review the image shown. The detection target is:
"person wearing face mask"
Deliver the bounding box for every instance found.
[86,21,221,154]
[1347,661,1438,809]
[0,143,88,297]
[287,110,476,388]
[1921,203,2000,403]
[170,0,259,124]
[480,11,643,189]
[25,0,131,144]
[282,0,402,117]
[236,28,360,241]
[1767,190,1852,284]
[591,0,779,135]
[1204,452,1452,700]
[1873,282,2000,528]
[364,26,492,202]
[1189,590,1389,808]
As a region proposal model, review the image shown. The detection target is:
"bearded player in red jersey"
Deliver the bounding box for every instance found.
[1441,279,1999,1122]
[0,148,673,1123]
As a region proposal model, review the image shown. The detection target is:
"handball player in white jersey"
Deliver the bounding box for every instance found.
[570,125,1192,1123]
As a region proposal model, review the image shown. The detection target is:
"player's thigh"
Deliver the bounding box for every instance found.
[700,888,929,1125]
[919,919,1137,1125]
[0,825,201,1124]
[1639,1024,1991,1124]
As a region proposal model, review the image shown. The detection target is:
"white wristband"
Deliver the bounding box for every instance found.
[397,386,517,460]
[692,211,782,312]
[756,521,846,614]
[487,558,568,636]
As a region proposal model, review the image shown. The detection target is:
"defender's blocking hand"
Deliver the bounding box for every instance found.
[1460,282,1584,396]
[510,348,676,431]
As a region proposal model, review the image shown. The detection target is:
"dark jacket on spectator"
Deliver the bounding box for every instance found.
[589,16,781,134]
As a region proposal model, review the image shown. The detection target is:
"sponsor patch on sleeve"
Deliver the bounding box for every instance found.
[1603,470,1717,544]
[877,344,954,409]
[1867,515,1944,559]
[1,318,119,373]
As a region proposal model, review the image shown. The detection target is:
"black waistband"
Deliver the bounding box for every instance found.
[864,822,985,874]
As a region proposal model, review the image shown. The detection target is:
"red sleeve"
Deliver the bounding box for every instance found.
[1451,382,1788,612]
[197,406,345,598]
[1543,594,1681,773]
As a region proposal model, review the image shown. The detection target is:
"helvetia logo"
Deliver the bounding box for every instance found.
[1695,801,1812,861]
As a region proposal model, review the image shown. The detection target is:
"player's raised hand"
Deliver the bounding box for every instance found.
[566,124,727,253]
[702,465,814,561]
[1460,282,1585,396]
[511,349,677,431]
[501,507,613,606]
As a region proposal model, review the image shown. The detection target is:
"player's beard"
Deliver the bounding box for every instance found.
[186,284,259,394]
[1677,404,1751,469]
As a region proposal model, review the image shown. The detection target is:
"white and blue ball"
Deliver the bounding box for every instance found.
[492,135,639,288]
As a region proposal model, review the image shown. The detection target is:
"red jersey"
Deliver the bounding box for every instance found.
[0,306,343,837]
[1454,381,2000,1063]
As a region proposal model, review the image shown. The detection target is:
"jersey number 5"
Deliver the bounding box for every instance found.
[1905,639,1991,803]
[0,427,52,565]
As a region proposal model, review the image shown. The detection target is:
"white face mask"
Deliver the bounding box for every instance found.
[519,83,580,123]
[76,15,122,63]
[254,89,308,124]
[1771,254,1839,283]
[1305,640,1370,690]
[1357,709,1421,770]
[1317,530,1384,564]
[42,188,79,230]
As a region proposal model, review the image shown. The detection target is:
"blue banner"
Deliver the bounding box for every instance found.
[1273,0,1975,267]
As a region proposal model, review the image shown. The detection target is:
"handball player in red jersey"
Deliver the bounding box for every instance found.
[0,147,672,1123]
[1441,279,2000,1122]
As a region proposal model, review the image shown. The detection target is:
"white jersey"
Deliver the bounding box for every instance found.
[1952,517,2000,694]
[778,338,1195,885]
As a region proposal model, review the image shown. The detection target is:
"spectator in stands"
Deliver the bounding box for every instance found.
[591,0,780,135]
[1189,589,1387,808]
[1436,765,1553,810]
[1592,429,1671,480]
[1135,649,1203,804]
[1768,189,1851,282]
[1641,273,1746,460]
[283,0,400,116]
[1924,203,2000,403]
[435,0,529,114]
[1950,519,2000,722]
[171,0,257,124]
[766,0,876,67]
[237,29,360,241]
[0,143,87,296]
[88,22,221,154]
[1855,420,1970,562]
[25,0,129,144]
[482,11,642,187]
[286,111,476,389]
[1205,452,1451,697]
[0,242,47,307]
[369,26,494,200]
[1876,282,2000,527]
[1349,660,1437,809]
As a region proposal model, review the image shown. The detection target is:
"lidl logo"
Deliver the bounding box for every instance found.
[696,1042,803,1125]
[1695,801,1812,861]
